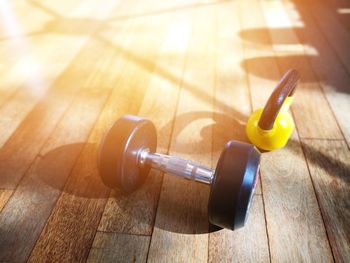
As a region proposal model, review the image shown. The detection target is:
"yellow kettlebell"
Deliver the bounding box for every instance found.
[246,69,300,151]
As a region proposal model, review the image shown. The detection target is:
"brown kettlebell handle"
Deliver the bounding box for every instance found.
[258,69,300,130]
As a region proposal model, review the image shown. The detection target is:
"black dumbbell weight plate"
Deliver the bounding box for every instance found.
[98,115,157,193]
[208,140,261,230]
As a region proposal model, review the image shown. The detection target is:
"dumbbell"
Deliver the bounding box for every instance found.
[98,115,261,230]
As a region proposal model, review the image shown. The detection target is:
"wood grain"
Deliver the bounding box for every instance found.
[0,41,103,189]
[0,0,84,107]
[0,190,12,212]
[0,40,117,189]
[147,5,216,262]
[0,0,121,147]
[209,196,269,263]
[239,0,290,201]
[0,0,349,262]
[98,10,193,236]
[261,139,333,262]
[243,1,334,261]
[87,232,150,263]
[0,92,108,262]
[260,0,342,140]
[303,0,350,74]
[322,0,350,30]
[0,2,146,262]
[302,139,350,263]
[0,12,138,260]
[207,2,269,262]
[282,0,350,147]
[28,1,173,261]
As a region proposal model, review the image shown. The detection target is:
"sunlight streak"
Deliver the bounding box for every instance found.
[0,0,45,97]
[337,8,350,14]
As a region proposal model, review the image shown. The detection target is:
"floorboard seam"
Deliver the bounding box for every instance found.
[298,140,336,263]
[27,75,115,262]
[145,8,196,263]
[284,0,349,148]
[95,230,152,237]
[260,178,272,263]
[304,0,350,77]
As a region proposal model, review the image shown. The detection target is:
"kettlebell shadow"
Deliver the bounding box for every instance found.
[157,111,249,155]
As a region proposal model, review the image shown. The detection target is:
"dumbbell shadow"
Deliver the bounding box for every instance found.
[36,142,211,234]
[36,142,108,199]
[37,110,249,234]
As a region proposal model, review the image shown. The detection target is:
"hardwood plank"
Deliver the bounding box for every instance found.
[98,10,193,236]
[0,0,48,68]
[27,58,144,263]
[0,0,87,107]
[0,0,129,187]
[0,0,127,189]
[147,5,217,262]
[207,2,269,262]
[239,2,283,110]
[261,139,333,262]
[213,1,251,163]
[28,4,171,262]
[239,0,293,195]
[0,39,102,189]
[0,0,120,145]
[282,0,350,147]
[259,0,342,140]
[0,190,12,212]
[322,0,350,30]
[209,196,269,263]
[303,0,350,74]
[87,232,150,263]
[0,0,41,104]
[1,1,347,262]
[242,1,334,262]
[0,10,138,261]
[0,92,109,263]
[213,1,293,261]
[302,139,350,263]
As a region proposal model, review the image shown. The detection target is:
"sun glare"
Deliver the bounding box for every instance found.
[0,0,45,97]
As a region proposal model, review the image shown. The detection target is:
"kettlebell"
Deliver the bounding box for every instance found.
[246,69,300,151]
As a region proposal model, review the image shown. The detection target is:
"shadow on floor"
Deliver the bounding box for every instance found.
[158,111,247,154]
[238,0,350,94]
[37,142,109,199]
[298,140,350,184]
[35,111,350,234]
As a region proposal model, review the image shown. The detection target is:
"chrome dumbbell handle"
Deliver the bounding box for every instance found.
[138,149,214,185]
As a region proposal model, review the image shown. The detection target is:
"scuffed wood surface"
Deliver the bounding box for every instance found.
[302,139,350,263]
[261,139,333,262]
[0,190,12,212]
[87,232,150,263]
[209,196,269,263]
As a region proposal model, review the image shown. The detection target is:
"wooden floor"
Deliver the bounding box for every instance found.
[0,0,349,262]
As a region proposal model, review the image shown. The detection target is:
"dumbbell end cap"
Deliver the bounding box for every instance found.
[208,140,261,230]
[98,115,157,193]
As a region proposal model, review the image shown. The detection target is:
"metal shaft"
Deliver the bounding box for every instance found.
[138,149,214,184]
